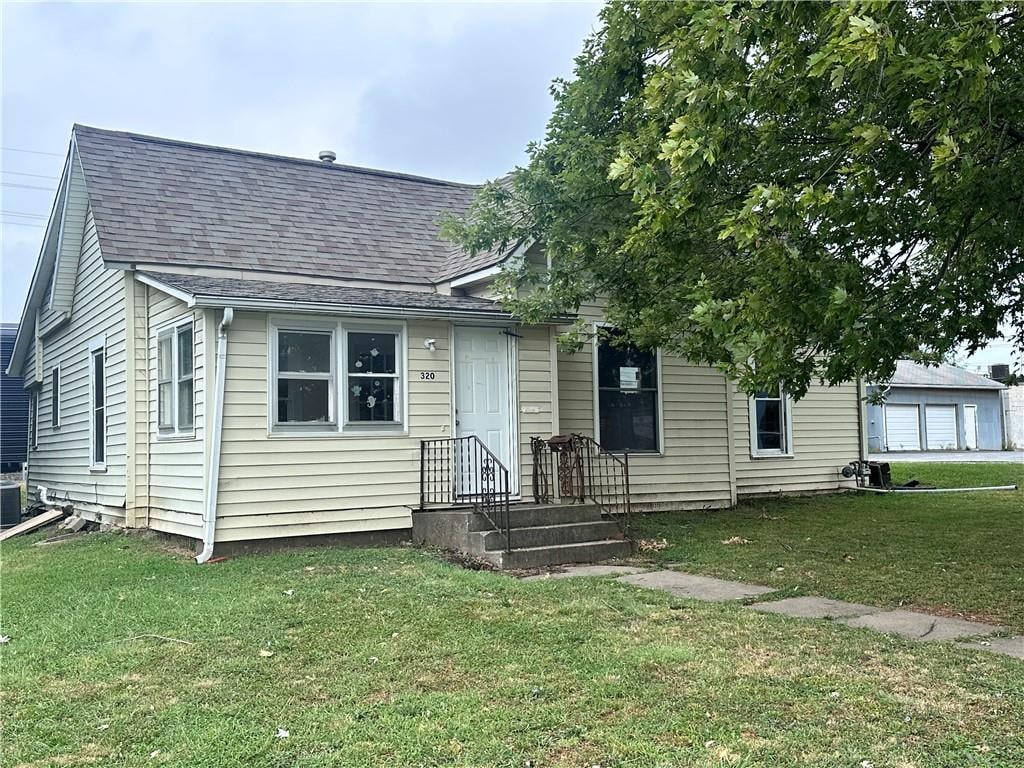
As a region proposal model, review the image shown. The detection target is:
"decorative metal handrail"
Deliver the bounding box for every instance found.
[531,434,631,537]
[419,435,512,551]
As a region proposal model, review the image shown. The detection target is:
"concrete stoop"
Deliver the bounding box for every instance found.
[412,503,632,569]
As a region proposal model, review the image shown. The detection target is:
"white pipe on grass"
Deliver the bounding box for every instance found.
[196,308,233,564]
[855,484,1018,494]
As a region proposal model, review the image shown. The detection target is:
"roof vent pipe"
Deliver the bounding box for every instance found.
[318,150,337,164]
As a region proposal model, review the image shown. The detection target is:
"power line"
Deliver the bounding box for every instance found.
[1,170,57,180]
[2,182,53,191]
[0,210,48,219]
[1,146,63,158]
[1,220,46,229]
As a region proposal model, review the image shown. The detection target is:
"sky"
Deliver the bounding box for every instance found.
[0,0,601,322]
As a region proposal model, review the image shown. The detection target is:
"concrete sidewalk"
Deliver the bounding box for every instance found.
[620,569,1023,659]
[528,565,1023,661]
[869,450,1024,463]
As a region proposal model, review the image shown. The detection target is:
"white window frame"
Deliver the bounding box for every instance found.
[591,323,664,455]
[270,318,338,431]
[749,386,794,458]
[267,316,408,437]
[156,317,196,438]
[51,365,60,429]
[342,324,405,431]
[88,336,106,471]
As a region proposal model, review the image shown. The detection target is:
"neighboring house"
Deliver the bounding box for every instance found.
[867,361,1006,452]
[1,323,30,472]
[7,126,862,562]
[1002,386,1024,450]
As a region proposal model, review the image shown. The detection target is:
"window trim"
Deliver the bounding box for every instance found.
[51,365,60,429]
[271,318,337,430]
[88,337,106,471]
[155,316,197,439]
[342,325,404,430]
[591,323,664,455]
[748,386,794,458]
[267,315,408,437]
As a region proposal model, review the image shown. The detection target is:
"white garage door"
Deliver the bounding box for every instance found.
[926,405,958,450]
[885,405,921,451]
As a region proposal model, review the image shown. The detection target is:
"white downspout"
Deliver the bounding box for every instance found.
[856,377,868,464]
[196,308,233,564]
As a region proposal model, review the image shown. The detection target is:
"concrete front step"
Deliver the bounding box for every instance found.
[467,503,603,531]
[412,503,631,569]
[478,519,624,551]
[483,539,633,569]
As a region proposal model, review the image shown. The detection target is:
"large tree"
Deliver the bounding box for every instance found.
[445,0,1024,397]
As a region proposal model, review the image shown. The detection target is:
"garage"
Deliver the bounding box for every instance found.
[884,405,921,451]
[925,405,958,449]
[867,361,1006,453]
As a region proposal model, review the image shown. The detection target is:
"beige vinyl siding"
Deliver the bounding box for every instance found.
[23,332,37,389]
[146,290,206,538]
[557,304,733,510]
[38,154,87,334]
[26,207,128,523]
[213,311,452,542]
[732,382,860,495]
[127,276,149,524]
[204,312,555,542]
[516,325,556,494]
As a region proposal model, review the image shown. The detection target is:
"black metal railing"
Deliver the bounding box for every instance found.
[531,434,631,536]
[419,435,512,551]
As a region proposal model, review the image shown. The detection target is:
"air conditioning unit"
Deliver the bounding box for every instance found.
[989,363,1011,382]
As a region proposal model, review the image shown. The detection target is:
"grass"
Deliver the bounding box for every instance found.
[631,463,1024,632]
[2,520,1023,766]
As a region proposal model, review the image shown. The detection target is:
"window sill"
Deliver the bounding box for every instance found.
[267,428,409,439]
[89,465,107,474]
[156,431,197,442]
[749,452,795,460]
[599,449,665,459]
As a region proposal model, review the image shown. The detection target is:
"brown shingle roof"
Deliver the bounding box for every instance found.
[139,272,511,316]
[74,125,506,285]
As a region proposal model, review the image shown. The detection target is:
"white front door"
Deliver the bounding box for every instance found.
[885,405,921,451]
[453,326,515,495]
[963,404,978,450]
[925,405,958,450]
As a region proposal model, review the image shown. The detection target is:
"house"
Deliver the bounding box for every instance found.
[1,323,30,472]
[1003,386,1024,450]
[6,126,863,564]
[866,361,1006,452]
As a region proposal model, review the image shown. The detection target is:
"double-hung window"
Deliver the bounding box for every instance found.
[596,328,659,452]
[158,320,195,435]
[274,325,335,426]
[269,319,404,433]
[344,329,401,426]
[51,366,60,428]
[750,386,792,456]
[90,344,105,468]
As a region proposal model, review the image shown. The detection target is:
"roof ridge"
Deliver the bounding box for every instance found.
[72,123,483,190]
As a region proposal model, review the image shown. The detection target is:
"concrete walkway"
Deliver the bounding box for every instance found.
[869,450,1024,463]
[530,565,1023,660]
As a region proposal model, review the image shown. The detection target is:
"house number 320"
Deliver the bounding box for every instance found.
[420,371,436,380]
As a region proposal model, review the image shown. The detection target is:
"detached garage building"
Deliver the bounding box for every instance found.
[867,361,1006,452]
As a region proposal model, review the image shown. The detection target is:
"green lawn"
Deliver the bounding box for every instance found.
[631,462,1024,632]
[3,511,1023,767]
